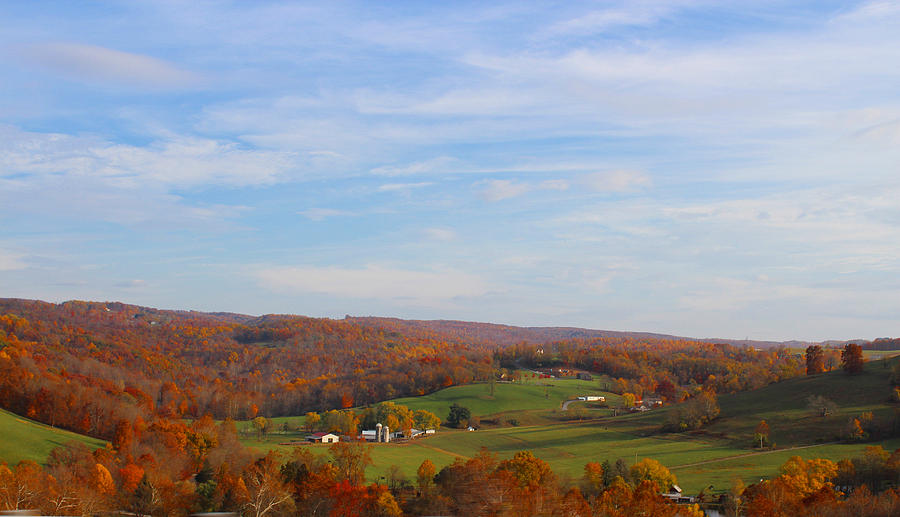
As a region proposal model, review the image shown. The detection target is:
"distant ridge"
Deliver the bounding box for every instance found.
[0,297,861,348]
[346,316,799,348]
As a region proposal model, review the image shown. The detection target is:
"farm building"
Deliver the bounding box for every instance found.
[661,484,695,504]
[577,372,593,380]
[400,428,436,439]
[307,432,339,443]
[361,423,391,442]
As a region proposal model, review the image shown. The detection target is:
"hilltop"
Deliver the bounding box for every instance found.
[347,316,844,348]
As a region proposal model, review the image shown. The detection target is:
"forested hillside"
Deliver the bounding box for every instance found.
[349,316,786,348]
[2,298,899,515]
[0,299,493,441]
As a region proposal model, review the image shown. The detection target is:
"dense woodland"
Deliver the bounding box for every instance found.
[2,298,899,515]
[3,418,900,516]
[497,340,805,401]
[0,299,492,441]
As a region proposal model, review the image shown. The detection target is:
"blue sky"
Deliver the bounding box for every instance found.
[2,1,899,341]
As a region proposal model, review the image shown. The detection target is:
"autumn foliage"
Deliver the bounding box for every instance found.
[0,299,493,440]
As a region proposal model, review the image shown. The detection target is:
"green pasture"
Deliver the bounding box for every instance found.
[0,408,106,466]
[239,358,900,494]
[389,375,618,423]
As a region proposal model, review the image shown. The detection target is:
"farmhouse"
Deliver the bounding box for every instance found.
[644,396,663,407]
[307,432,339,443]
[661,484,696,504]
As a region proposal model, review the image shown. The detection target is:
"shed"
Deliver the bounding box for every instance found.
[307,432,339,443]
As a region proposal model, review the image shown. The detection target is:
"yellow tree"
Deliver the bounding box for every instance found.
[581,462,604,497]
[629,458,676,492]
[416,459,436,491]
[304,412,320,432]
[778,456,838,497]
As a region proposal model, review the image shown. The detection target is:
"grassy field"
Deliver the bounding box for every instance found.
[4,356,898,494]
[864,350,900,360]
[239,374,617,433]
[0,408,107,466]
[238,359,900,494]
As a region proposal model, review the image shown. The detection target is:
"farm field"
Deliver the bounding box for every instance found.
[238,358,900,494]
[5,356,897,496]
[0,408,107,466]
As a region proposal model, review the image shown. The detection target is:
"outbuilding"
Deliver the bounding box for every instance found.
[307,432,339,443]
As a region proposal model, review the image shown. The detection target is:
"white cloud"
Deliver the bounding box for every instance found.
[540,179,570,191]
[422,228,457,241]
[583,170,651,192]
[255,265,490,301]
[0,174,250,226]
[114,279,147,289]
[24,42,200,88]
[0,126,295,188]
[370,157,457,177]
[377,182,433,192]
[299,208,354,221]
[546,2,689,35]
[479,179,531,201]
[0,250,26,271]
[677,276,841,312]
[356,89,538,116]
[478,177,574,201]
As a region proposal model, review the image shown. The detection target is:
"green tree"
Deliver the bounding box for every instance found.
[412,409,441,430]
[446,403,471,428]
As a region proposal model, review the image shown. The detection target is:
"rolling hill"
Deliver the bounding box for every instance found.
[0,408,106,466]
[238,357,900,493]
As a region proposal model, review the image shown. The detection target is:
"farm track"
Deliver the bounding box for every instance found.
[669,442,839,469]
[415,442,471,460]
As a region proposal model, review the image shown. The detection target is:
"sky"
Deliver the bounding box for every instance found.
[1,1,899,342]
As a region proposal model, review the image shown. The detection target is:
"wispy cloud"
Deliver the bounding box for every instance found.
[1,127,295,187]
[546,1,691,36]
[422,227,457,241]
[0,250,27,271]
[377,182,433,192]
[23,42,200,89]
[114,279,147,289]
[478,179,532,201]
[478,177,571,201]
[370,157,457,177]
[255,265,490,301]
[583,170,651,192]
[299,208,355,221]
